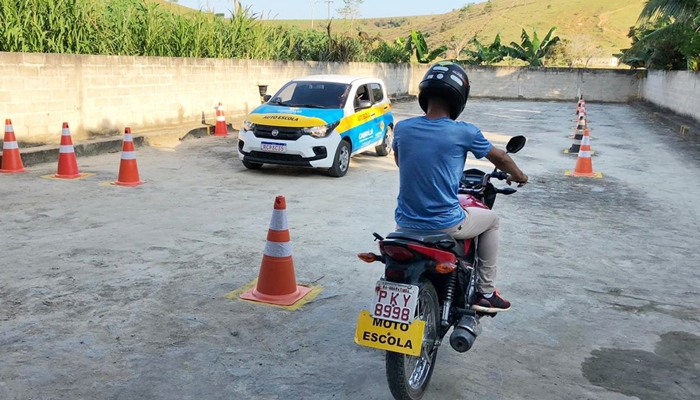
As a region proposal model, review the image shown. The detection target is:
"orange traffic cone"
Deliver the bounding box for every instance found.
[0,119,26,173]
[241,196,311,306]
[565,129,602,178]
[214,102,228,136]
[113,127,143,186]
[54,122,83,179]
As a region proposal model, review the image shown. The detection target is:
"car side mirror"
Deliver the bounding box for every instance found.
[506,135,527,154]
[356,100,372,110]
[263,94,272,102]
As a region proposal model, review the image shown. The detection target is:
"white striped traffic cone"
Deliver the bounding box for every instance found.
[54,122,83,179]
[0,119,26,173]
[113,127,143,186]
[566,128,602,178]
[214,102,228,136]
[240,196,311,306]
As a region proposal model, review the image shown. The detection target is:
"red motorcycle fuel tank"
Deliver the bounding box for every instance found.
[458,194,489,210]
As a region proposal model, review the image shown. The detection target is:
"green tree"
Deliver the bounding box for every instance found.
[336,0,363,31]
[639,0,700,27]
[620,0,700,70]
[617,20,690,70]
[547,34,607,67]
[504,27,561,66]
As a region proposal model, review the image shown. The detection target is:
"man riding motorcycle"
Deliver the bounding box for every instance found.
[391,61,529,313]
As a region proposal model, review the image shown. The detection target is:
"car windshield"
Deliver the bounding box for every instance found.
[268,81,350,109]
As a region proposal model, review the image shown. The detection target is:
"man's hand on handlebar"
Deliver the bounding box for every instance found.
[485,147,528,189]
[506,173,528,188]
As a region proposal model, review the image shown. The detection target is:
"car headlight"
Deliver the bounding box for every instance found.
[303,122,339,138]
[242,120,256,131]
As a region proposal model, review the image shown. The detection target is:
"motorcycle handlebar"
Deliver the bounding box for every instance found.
[491,171,508,181]
[491,170,527,185]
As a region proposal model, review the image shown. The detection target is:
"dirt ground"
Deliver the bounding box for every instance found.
[1,100,699,400]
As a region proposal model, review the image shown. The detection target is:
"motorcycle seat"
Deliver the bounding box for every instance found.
[387,229,469,257]
[387,229,457,246]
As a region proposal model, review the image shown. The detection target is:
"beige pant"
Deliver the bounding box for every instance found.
[441,207,499,293]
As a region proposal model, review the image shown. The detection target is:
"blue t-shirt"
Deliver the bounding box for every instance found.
[392,116,493,230]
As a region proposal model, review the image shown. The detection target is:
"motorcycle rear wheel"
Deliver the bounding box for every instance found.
[385,278,440,400]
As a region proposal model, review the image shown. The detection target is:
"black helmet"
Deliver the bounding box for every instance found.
[418,61,470,120]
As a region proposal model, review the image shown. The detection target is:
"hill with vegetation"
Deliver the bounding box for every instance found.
[0,0,647,67]
[264,0,645,61]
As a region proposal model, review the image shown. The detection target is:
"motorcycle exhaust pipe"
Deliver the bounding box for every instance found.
[449,315,482,353]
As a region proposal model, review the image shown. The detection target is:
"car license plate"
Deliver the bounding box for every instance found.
[354,310,425,356]
[261,141,286,153]
[370,281,419,324]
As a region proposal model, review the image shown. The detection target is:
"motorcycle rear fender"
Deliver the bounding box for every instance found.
[384,259,434,285]
[384,261,472,312]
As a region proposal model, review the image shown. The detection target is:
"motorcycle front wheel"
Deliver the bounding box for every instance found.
[385,277,440,400]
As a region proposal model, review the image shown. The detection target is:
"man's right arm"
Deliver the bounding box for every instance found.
[392,122,401,167]
[484,147,528,186]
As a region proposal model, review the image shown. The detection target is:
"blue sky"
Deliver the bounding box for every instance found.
[177,0,481,19]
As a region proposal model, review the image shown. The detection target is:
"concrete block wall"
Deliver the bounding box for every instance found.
[0,52,412,144]
[640,70,700,122]
[411,65,642,102]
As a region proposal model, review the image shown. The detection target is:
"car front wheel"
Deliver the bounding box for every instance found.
[242,160,263,170]
[375,126,393,157]
[328,140,351,178]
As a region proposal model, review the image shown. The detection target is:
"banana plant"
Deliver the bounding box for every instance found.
[505,27,560,67]
[406,30,447,63]
[461,33,506,65]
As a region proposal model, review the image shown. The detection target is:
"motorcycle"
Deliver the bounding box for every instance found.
[353,135,527,400]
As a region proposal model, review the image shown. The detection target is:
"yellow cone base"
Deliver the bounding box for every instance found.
[565,170,603,178]
[42,172,95,180]
[226,278,322,311]
[240,283,311,306]
[564,149,596,155]
[112,180,144,187]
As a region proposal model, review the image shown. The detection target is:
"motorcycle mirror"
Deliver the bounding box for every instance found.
[506,135,527,154]
[499,187,517,195]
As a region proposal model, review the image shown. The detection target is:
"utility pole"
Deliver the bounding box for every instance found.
[325,0,333,20]
[309,0,320,28]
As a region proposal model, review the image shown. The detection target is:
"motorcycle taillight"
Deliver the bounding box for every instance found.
[381,244,414,261]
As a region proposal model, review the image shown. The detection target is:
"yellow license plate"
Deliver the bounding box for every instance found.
[354,310,425,356]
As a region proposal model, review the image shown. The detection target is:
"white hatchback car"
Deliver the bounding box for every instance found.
[237,75,395,177]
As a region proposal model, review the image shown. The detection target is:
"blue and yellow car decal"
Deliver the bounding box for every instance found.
[247,103,393,152]
[337,103,393,150]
